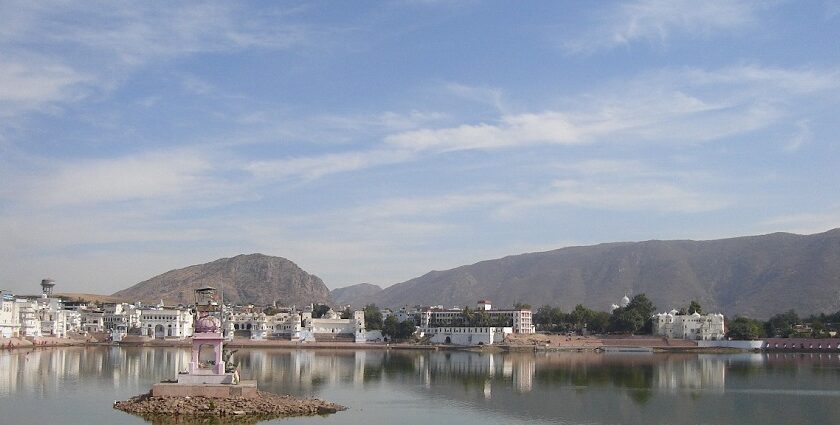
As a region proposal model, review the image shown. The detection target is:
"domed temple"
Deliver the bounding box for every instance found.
[151,287,257,397]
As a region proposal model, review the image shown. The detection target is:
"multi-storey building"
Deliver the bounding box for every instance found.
[0,291,20,338]
[139,307,193,339]
[418,300,535,335]
[652,310,725,340]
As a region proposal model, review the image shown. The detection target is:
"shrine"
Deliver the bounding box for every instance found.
[151,287,257,397]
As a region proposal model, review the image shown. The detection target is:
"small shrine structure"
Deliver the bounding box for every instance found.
[152,287,256,397]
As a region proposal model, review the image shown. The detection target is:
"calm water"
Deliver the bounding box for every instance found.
[2,347,840,424]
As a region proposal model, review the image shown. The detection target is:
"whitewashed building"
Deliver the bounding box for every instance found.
[300,308,367,342]
[418,300,535,335]
[139,307,193,339]
[17,299,41,338]
[0,291,20,338]
[652,310,725,340]
[80,309,105,333]
[424,326,513,345]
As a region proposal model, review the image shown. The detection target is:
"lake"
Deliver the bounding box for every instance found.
[2,346,840,424]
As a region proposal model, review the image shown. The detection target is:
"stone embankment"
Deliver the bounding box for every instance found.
[114,390,346,421]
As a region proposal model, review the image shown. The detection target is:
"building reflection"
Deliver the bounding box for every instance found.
[6,347,840,409]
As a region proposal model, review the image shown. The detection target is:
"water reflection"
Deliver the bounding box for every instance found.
[4,348,840,424]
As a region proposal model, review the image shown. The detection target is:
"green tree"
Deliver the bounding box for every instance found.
[609,307,645,334]
[340,306,352,319]
[588,311,611,334]
[688,300,702,315]
[534,305,553,326]
[513,302,532,310]
[312,304,330,318]
[397,320,416,339]
[364,304,383,330]
[765,310,799,337]
[727,317,764,340]
[382,315,399,338]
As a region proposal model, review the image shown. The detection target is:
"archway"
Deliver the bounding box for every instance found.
[154,324,165,339]
[198,343,217,367]
[445,336,451,344]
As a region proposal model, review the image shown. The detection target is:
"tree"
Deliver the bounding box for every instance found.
[364,304,383,330]
[609,307,645,334]
[688,300,702,315]
[534,305,553,326]
[727,317,764,340]
[588,311,611,334]
[340,306,352,319]
[610,293,655,334]
[765,310,799,337]
[513,302,532,310]
[397,319,416,339]
[312,304,330,319]
[382,315,399,338]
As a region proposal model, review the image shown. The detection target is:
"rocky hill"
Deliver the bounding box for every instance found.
[370,229,840,319]
[330,283,383,307]
[113,254,331,306]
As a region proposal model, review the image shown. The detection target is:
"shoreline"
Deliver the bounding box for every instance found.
[0,337,814,354]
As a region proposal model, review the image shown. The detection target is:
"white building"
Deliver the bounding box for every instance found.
[139,307,193,339]
[652,310,725,340]
[423,326,513,346]
[80,309,105,334]
[418,300,535,334]
[0,291,20,338]
[17,299,41,338]
[300,308,367,342]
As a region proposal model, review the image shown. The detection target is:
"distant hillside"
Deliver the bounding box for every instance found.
[371,229,840,319]
[113,254,331,306]
[330,283,383,307]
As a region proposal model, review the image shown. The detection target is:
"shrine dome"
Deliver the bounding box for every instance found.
[195,315,222,333]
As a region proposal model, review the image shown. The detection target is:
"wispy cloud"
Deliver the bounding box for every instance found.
[0,59,91,116]
[563,0,763,53]
[0,2,312,120]
[385,65,837,154]
[246,149,414,182]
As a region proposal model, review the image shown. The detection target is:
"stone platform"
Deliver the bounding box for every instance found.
[152,380,258,398]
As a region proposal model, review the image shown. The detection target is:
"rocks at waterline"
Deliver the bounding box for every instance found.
[113,390,346,420]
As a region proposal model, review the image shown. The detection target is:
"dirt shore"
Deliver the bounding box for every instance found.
[114,390,346,423]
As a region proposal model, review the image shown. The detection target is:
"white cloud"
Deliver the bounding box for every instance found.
[0,60,91,116]
[785,120,812,152]
[495,179,726,218]
[246,149,414,181]
[12,150,214,207]
[445,83,506,112]
[564,0,762,53]
[385,111,582,152]
[385,65,838,154]
[0,2,309,66]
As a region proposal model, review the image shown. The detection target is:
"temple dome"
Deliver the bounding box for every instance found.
[620,295,630,307]
[195,315,221,333]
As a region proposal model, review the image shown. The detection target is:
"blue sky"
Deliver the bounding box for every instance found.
[1,1,839,295]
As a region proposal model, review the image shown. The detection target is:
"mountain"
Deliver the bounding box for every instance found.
[330,283,383,307]
[371,229,840,319]
[113,254,331,306]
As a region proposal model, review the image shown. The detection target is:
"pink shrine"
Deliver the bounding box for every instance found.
[176,286,233,384]
[151,286,257,397]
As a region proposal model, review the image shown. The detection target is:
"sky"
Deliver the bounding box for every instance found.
[1,0,839,295]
